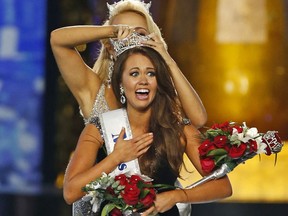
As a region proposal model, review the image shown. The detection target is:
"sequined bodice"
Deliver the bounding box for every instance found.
[80,84,110,125]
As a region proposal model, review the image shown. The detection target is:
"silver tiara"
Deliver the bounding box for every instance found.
[107,0,152,18]
[110,31,151,57]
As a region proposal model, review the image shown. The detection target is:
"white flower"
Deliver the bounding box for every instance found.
[101,172,108,177]
[90,182,101,190]
[236,132,246,142]
[242,122,248,130]
[255,135,263,146]
[255,137,268,154]
[139,174,154,182]
[246,127,259,138]
[257,142,268,154]
[230,129,241,144]
[123,210,133,216]
[237,127,259,143]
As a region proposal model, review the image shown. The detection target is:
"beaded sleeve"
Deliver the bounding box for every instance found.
[79,83,110,126]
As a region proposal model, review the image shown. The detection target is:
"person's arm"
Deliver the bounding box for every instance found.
[174,125,232,202]
[163,56,207,128]
[142,125,232,215]
[63,124,153,204]
[50,25,116,117]
[142,34,207,128]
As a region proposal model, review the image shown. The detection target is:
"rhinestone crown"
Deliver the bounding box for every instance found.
[110,31,151,57]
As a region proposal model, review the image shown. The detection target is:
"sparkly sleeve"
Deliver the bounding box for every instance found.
[72,199,99,216]
[89,117,104,140]
[79,84,110,125]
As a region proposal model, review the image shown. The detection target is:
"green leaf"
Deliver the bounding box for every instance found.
[112,181,120,188]
[152,184,176,190]
[82,186,88,192]
[139,189,150,199]
[214,155,227,165]
[101,203,116,216]
[207,148,227,156]
[137,180,145,189]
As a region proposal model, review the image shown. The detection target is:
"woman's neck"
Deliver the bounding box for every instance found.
[126,107,151,136]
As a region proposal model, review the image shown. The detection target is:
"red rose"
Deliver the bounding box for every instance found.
[233,125,243,133]
[211,121,230,131]
[198,140,216,156]
[213,135,227,148]
[200,158,215,173]
[140,188,156,207]
[223,144,231,152]
[211,123,219,129]
[121,183,141,205]
[211,122,225,129]
[228,143,247,158]
[129,175,142,185]
[110,207,123,216]
[248,140,258,153]
[115,174,128,186]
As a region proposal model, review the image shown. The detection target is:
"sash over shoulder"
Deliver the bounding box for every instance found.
[99,108,141,176]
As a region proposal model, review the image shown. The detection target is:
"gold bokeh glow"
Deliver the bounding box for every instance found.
[176,0,288,203]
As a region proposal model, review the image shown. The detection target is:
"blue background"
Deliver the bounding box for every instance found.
[0,0,46,193]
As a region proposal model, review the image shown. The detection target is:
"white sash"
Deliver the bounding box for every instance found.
[99,108,141,176]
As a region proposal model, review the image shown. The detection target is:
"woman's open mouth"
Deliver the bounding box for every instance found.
[135,89,149,100]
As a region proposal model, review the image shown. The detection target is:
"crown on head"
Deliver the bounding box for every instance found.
[107,0,152,18]
[110,31,151,57]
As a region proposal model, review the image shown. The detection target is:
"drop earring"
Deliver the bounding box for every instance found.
[120,85,126,104]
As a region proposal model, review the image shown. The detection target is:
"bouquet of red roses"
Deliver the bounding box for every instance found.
[187,121,283,189]
[82,172,174,216]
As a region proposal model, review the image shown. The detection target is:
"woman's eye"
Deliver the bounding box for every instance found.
[147,71,156,77]
[130,71,139,77]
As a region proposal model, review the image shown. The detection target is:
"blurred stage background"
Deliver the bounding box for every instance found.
[0,0,287,215]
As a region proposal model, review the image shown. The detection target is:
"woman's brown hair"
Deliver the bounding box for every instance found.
[112,47,185,178]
